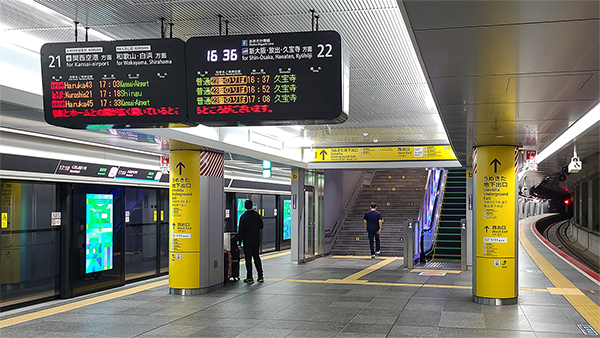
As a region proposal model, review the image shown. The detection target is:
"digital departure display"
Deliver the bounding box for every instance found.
[114,166,162,181]
[186,31,349,126]
[41,39,190,128]
[86,194,113,273]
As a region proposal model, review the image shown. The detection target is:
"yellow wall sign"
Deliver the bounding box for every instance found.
[291,172,299,180]
[1,213,7,229]
[169,150,201,289]
[474,146,517,299]
[467,170,473,179]
[311,145,456,162]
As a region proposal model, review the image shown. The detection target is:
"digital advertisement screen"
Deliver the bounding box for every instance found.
[283,199,292,240]
[186,31,348,126]
[86,193,114,273]
[41,39,190,129]
[236,198,246,232]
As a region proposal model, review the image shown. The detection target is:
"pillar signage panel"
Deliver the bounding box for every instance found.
[311,145,456,162]
[474,146,517,301]
[169,151,200,289]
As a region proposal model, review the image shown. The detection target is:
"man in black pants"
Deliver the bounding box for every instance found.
[364,203,382,258]
[236,200,264,283]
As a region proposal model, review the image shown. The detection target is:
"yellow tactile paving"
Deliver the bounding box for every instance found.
[520,220,600,333]
[410,269,462,274]
[259,251,291,260]
[342,257,400,281]
[0,279,168,329]
[331,255,390,259]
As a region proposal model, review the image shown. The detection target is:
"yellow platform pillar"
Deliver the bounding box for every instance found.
[473,145,518,305]
[168,141,224,295]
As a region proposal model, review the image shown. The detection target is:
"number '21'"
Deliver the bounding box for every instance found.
[48,55,61,68]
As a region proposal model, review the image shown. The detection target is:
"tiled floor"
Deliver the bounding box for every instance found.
[1,216,598,337]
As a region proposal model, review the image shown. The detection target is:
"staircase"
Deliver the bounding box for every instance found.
[430,169,467,262]
[332,169,428,257]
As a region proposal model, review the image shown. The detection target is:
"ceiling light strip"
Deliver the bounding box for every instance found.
[0,127,162,157]
[537,102,600,163]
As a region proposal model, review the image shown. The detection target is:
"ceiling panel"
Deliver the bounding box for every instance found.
[431,72,599,106]
[1,0,450,148]
[403,1,599,30]
[0,0,598,188]
[402,0,599,175]
[413,20,599,78]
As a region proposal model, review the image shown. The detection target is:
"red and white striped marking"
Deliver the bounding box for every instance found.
[472,148,478,174]
[200,151,224,177]
[514,147,519,173]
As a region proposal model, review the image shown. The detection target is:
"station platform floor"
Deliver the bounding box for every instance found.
[1,216,599,338]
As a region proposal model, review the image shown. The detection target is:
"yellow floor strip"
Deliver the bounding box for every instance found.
[332,255,394,259]
[341,257,400,281]
[260,251,290,260]
[410,269,462,274]
[263,278,554,292]
[520,220,600,333]
[0,279,168,329]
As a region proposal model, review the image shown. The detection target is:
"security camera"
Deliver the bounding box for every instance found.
[568,157,582,174]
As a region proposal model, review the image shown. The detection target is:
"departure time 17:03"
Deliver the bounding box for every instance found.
[207,49,238,62]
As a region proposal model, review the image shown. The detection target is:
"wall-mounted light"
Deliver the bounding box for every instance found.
[262,160,271,179]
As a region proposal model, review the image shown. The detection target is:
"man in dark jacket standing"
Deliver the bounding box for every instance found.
[364,203,382,258]
[236,200,264,283]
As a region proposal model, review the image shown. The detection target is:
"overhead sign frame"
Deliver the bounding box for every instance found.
[309,145,457,162]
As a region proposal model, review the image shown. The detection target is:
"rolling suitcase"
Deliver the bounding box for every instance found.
[230,236,240,281]
[224,250,232,283]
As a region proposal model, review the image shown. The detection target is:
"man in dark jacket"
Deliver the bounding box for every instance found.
[236,200,264,283]
[364,203,382,258]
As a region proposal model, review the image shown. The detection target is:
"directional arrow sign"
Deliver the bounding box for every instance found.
[490,116,501,131]
[176,162,185,175]
[319,149,328,161]
[484,225,489,233]
[490,158,501,173]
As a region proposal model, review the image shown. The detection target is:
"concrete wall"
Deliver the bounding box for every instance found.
[323,170,363,253]
[567,223,600,257]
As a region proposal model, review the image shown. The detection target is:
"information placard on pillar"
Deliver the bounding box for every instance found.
[474,145,518,303]
[169,151,200,289]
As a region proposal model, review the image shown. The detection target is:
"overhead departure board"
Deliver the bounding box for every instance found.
[41,39,190,129]
[186,31,349,126]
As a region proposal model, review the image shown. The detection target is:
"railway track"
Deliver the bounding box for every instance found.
[544,220,600,274]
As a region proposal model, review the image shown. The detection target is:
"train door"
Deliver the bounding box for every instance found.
[68,184,125,298]
[304,186,316,259]
[0,180,61,309]
[261,195,276,252]
[124,188,159,281]
[158,189,169,273]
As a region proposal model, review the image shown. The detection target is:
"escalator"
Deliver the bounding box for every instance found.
[429,169,466,262]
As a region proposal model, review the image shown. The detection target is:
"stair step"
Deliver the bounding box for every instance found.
[333,169,427,256]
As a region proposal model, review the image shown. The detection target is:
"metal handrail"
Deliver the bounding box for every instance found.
[416,169,446,260]
[422,169,448,256]
[412,170,432,262]
[325,170,374,241]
